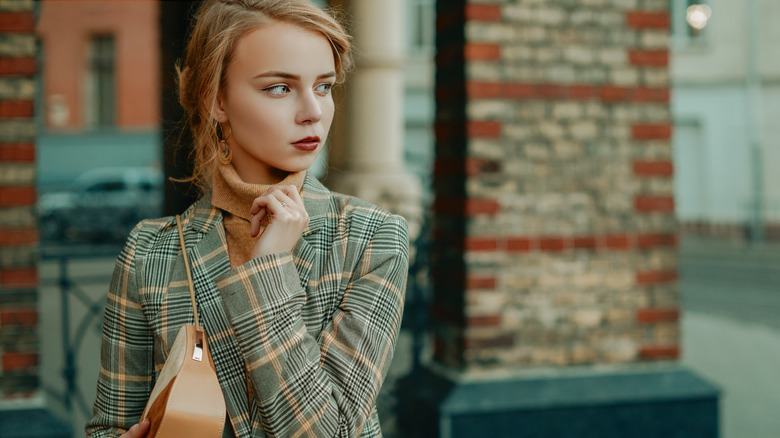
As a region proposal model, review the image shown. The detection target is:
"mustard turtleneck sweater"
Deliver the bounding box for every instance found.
[211,163,306,269]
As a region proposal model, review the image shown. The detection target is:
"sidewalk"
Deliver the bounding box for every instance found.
[682,311,780,438]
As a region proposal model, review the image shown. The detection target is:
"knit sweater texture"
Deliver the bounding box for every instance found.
[211,163,306,268]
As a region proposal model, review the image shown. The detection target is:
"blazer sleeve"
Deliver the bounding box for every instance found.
[86,225,154,437]
[216,213,409,437]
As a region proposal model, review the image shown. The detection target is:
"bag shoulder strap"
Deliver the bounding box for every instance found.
[175,215,200,330]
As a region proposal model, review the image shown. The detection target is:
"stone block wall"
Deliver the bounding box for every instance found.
[432,0,677,370]
[0,0,39,399]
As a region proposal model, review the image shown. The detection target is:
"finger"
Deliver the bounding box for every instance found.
[124,419,150,438]
[277,185,305,210]
[259,189,297,216]
[262,186,302,209]
[250,208,267,237]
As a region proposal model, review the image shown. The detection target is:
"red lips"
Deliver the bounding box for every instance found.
[292,136,320,152]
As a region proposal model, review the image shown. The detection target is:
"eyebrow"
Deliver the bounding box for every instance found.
[253,71,336,80]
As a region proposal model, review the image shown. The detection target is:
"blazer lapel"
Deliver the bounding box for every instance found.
[179,197,253,438]
[175,176,332,437]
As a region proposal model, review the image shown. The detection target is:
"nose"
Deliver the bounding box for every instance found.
[295,90,322,125]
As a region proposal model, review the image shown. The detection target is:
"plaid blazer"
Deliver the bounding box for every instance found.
[87,175,409,437]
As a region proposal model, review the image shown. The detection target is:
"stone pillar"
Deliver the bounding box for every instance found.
[403,1,719,437]
[326,0,421,229]
[0,2,71,435]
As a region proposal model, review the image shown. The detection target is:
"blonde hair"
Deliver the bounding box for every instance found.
[177,0,352,192]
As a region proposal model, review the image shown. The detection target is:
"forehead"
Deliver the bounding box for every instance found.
[229,21,335,77]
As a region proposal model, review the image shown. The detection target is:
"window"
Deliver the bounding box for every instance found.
[85,35,116,128]
[407,0,435,54]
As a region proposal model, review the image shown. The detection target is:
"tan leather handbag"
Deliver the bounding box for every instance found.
[140,215,227,437]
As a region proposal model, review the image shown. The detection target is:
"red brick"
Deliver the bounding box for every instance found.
[465,157,500,176]
[466,237,498,252]
[635,195,675,212]
[634,161,674,177]
[629,50,669,67]
[600,86,629,102]
[467,275,497,290]
[632,124,672,140]
[507,237,532,253]
[464,43,501,61]
[626,11,670,29]
[467,120,502,138]
[467,314,502,327]
[539,237,566,251]
[0,12,36,33]
[505,83,535,99]
[435,158,500,177]
[0,186,36,206]
[0,100,34,118]
[574,236,597,249]
[536,84,566,99]
[435,196,493,216]
[465,198,501,216]
[2,352,38,372]
[0,143,35,162]
[465,4,502,22]
[0,57,36,76]
[605,234,631,250]
[637,233,677,248]
[0,309,37,327]
[569,85,595,100]
[632,87,670,102]
[638,345,679,360]
[0,228,38,245]
[637,307,680,324]
[636,269,678,285]
[467,81,503,99]
[0,267,37,288]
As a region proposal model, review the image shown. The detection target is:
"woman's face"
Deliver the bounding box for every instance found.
[215,22,336,184]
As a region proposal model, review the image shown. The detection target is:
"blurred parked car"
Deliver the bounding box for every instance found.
[38,167,164,242]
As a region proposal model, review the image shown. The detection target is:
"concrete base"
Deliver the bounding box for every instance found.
[0,408,71,438]
[395,365,719,438]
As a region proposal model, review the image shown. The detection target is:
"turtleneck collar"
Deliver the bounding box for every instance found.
[211,163,306,221]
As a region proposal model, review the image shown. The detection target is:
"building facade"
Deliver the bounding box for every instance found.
[671,0,780,240]
[35,0,161,192]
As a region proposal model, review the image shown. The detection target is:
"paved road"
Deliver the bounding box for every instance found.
[679,237,780,331]
[678,237,780,438]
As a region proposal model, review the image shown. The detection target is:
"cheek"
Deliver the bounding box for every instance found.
[321,99,336,125]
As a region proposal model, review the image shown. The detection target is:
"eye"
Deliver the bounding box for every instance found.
[264,84,291,96]
[315,82,333,96]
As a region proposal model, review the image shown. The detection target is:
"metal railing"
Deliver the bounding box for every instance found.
[40,243,121,420]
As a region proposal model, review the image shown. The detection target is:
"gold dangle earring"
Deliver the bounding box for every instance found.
[217,123,232,165]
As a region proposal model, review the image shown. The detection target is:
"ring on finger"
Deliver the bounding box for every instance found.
[280,202,287,207]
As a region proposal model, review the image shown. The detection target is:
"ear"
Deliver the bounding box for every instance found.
[212,92,228,123]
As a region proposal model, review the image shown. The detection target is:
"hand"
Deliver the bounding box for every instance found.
[120,419,150,438]
[249,185,309,258]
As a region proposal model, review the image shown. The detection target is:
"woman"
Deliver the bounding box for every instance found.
[86,1,409,436]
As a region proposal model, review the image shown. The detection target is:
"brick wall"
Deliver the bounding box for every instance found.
[432,0,677,370]
[0,0,39,398]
